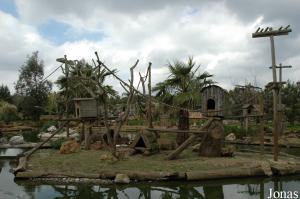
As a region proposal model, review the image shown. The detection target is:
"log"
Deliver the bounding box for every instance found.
[166,119,214,160]
[24,121,69,157]
[13,122,69,174]
[199,119,224,157]
[186,166,266,180]
[166,134,197,160]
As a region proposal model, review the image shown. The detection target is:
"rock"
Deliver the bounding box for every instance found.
[221,145,235,157]
[225,133,236,141]
[60,139,81,154]
[47,126,57,132]
[9,135,24,145]
[114,173,130,184]
[0,137,8,144]
[90,142,102,150]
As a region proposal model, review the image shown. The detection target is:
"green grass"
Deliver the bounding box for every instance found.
[27,148,269,175]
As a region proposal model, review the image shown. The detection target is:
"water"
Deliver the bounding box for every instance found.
[0,149,299,199]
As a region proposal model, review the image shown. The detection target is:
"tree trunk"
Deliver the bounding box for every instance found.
[176,109,189,145]
[199,119,224,157]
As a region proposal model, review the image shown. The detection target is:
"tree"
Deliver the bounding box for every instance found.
[0,85,11,102]
[153,57,214,144]
[15,51,52,120]
[281,81,300,125]
[55,59,117,115]
[0,101,19,123]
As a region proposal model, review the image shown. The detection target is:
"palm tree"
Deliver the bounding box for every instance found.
[153,57,214,144]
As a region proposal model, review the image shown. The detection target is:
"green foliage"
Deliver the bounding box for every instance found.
[153,57,214,109]
[0,85,11,102]
[227,84,261,116]
[15,51,52,120]
[46,92,59,114]
[224,125,256,139]
[282,81,300,124]
[23,130,40,142]
[50,138,66,149]
[127,119,144,126]
[55,59,117,116]
[0,101,19,123]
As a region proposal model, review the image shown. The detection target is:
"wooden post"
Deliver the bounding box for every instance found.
[270,36,279,161]
[84,121,91,150]
[64,55,70,138]
[80,121,85,143]
[252,25,292,161]
[278,64,283,136]
[147,63,153,128]
[259,94,265,157]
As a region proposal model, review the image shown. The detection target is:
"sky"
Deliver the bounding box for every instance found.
[0,0,299,94]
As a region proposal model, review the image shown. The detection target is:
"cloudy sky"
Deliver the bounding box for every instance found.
[0,0,299,94]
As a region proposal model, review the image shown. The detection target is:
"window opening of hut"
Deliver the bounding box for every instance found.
[207,99,215,110]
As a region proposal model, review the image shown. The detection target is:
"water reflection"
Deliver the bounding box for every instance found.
[13,177,300,199]
[0,149,300,199]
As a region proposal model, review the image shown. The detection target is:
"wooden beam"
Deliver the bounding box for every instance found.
[146,127,207,134]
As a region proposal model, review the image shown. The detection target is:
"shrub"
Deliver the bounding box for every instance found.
[23,130,40,142]
[50,138,66,149]
[0,101,19,123]
[224,125,256,139]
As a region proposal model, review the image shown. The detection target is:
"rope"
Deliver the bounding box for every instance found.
[42,64,63,82]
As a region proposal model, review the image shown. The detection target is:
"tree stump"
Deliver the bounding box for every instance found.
[176,109,189,145]
[199,119,224,157]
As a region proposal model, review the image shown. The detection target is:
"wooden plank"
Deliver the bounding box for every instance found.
[146,127,207,134]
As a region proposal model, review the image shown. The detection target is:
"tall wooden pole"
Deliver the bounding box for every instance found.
[278,64,283,136]
[147,63,153,128]
[253,26,292,161]
[259,93,265,157]
[270,36,279,161]
[64,55,70,138]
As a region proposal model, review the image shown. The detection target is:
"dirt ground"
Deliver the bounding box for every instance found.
[24,147,300,177]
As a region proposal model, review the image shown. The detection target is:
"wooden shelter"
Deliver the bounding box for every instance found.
[73,98,98,119]
[201,85,226,117]
[130,130,159,155]
[242,104,260,130]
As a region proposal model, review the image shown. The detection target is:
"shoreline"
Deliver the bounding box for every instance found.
[13,149,300,184]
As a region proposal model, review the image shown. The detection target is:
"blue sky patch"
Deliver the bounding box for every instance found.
[38,19,106,45]
[0,0,18,17]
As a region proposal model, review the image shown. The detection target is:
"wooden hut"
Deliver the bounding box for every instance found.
[130,130,159,155]
[201,85,226,117]
[242,104,260,130]
[73,98,98,119]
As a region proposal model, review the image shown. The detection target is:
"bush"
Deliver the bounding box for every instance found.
[0,101,19,123]
[224,125,256,139]
[23,130,40,142]
[50,138,66,149]
[127,119,144,126]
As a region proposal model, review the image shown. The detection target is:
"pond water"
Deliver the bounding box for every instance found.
[0,148,299,199]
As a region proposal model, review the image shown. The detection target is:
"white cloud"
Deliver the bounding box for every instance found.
[0,0,299,94]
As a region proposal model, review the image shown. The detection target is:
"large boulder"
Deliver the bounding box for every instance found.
[9,135,24,145]
[60,139,81,154]
[114,173,130,184]
[47,125,57,132]
[225,133,236,141]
